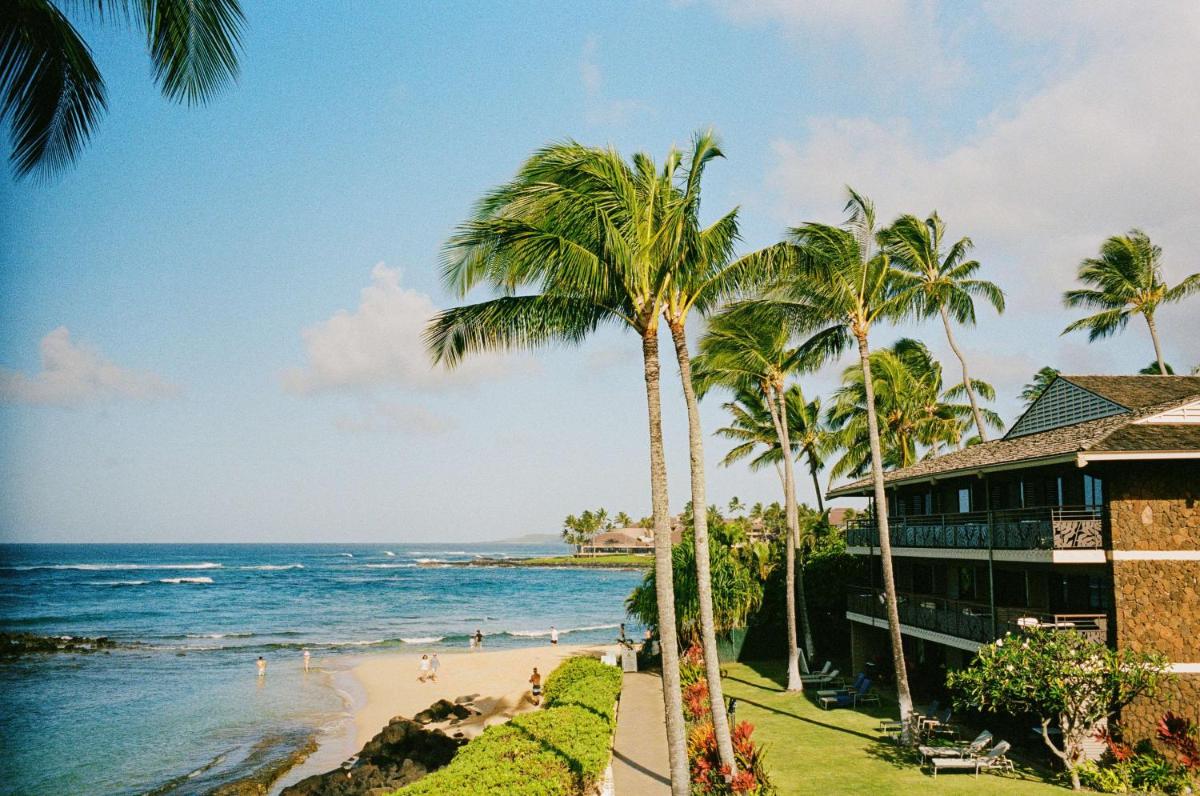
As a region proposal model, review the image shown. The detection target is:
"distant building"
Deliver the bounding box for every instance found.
[828,375,1200,737]
[578,524,682,555]
[825,507,850,528]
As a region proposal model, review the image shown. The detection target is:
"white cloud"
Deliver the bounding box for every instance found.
[334,402,456,435]
[703,0,968,90]
[0,327,179,407]
[765,2,1200,333]
[581,36,650,126]
[283,263,532,394]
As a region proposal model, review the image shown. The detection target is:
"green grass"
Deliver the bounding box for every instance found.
[721,661,1067,795]
[519,554,652,568]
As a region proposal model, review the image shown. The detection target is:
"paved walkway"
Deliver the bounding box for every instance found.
[612,671,672,795]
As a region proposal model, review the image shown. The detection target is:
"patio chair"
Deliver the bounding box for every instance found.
[919,730,993,763]
[817,672,865,699]
[799,668,839,686]
[800,660,832,679]
[975,741,1014,776]
[920,708,952,736]
[819,677,872,710]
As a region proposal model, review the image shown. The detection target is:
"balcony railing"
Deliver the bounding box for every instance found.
[845,505,1103,551]
[847,586,1108,645]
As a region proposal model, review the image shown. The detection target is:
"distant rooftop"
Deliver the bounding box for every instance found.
[827,375,1200,498]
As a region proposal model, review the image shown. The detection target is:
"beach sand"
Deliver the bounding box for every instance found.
[349,642,611,748]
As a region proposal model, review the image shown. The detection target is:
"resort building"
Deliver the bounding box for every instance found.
[828,375,1200,734]
[579,529,655,555]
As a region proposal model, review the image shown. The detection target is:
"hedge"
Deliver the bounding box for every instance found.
[394,656,622,796]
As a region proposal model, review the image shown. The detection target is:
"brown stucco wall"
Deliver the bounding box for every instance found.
[1105,460,1200,551]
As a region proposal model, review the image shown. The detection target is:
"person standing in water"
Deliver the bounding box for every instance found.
[303,649,311,672]
[474,629,483,649]
[257,656,267,677]
[529,667,542,705]
[430,653,440,682]
[549,626,558,645]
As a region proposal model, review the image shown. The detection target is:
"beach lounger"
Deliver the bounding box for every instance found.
[919,731,993,763]
[819,677,872,709]
[975,741,1014,775]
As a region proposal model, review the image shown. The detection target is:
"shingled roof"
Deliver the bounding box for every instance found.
[827,375,1200,498]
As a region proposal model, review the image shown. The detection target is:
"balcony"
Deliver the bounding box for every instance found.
[846,586,1108,647]
[845,505,1103,551]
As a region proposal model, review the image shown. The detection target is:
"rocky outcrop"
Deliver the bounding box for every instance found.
[0,632,122,657]
[280,713,464,796]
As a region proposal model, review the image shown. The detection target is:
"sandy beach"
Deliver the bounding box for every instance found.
[349,642,613,748]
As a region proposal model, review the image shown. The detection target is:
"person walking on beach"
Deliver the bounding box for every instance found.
[430,653,440,682]
[529,667,542,705]
[303,649,311,672]
[549,626,558,646]
[257,656,267,677]
[474,629,483,649]
[417,654,431,682]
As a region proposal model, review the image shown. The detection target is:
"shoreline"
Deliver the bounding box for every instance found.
[437,555,651,570]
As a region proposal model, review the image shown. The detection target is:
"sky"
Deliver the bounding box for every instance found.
[1,1,1198,543]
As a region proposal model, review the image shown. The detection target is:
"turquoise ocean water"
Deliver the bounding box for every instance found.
[0,543,643,795]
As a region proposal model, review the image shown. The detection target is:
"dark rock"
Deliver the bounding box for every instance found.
[280,712,462,796]
[0,632,123,657]
[412,699,472,724]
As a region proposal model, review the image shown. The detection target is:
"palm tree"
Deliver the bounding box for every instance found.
[426,137,727,791]
[826,339,1002,478]
[1063,230,1200,374]
[1138,360,1175,375]
[694,309,820,681]
[614,511,633,528]
[2,0,244,180]
[1020,366,1060,408]
[742,188,920,734]
[884,212,1005,440]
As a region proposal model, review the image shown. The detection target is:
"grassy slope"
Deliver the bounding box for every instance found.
[721,661,1067,795]
[518,554,652,568]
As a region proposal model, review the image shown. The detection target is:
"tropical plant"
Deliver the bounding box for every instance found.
[884,212,1005,441]
[614,511,633,527]
[1,0,244,180]
[738,188,919,734]
[1020,366,1061,408]
[1063,230,1200,375]
[825,338,1001,478]
[426,135,733,791]
[948,628,1171,791]
[1138,360,1176,375]
[693,307,820,686]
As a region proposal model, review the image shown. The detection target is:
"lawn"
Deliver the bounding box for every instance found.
[720,661,1068,795]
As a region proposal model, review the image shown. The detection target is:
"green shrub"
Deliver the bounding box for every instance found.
[395,657,623,796]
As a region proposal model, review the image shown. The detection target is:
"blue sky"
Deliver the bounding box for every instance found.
[2,1,1197,542]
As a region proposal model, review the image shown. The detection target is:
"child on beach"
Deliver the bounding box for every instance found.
[430,653,440,682]
[257,656,266,677]
[529,667,542,705]
[303,649,311,672]
[417,654,431,682]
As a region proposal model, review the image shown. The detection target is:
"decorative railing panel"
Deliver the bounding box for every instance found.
[845,505,1104,551]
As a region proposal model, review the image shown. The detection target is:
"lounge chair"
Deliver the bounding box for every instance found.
[928,740,1012,778]
[920,708,953,737]
[800,660,832,680]
[799,668,839,686]
[819,677,872,709]
[880,700,938,732]
[818,673,865,699]
[919,730,993,763]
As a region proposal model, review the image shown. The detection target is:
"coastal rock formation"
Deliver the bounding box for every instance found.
[412,699,473,725]
[0,632,121,657]
[280,715,462,796]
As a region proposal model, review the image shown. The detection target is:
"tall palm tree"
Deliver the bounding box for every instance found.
[1138,361,1175,375]
[426,137,724,791]
[1063,230,1200,374]
[884,212,1005,440]
[1020,366,1060,409]
[693,308,815,686]
[2,0,244,180]
[742,188,920,734]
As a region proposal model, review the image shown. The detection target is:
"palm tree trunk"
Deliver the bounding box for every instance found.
[642,326,690,795]
[668,322,737,775]
[939,305,988,442]
[856,332,915,737]
[1145,311,1168,375]
[809,464,825,513]
[765,381,803,691]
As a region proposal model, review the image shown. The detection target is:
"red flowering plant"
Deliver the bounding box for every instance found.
[1157,712,1200,770]
[687,720,775,795]
[684,678,712,722]
[680,644,706,688]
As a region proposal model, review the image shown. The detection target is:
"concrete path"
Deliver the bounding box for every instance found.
[612,671,672,795]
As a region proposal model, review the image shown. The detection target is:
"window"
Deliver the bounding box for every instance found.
[958,487,971,514]
[1084,474,1104,507]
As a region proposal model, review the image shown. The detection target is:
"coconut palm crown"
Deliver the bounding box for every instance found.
[1062,229,1200,375]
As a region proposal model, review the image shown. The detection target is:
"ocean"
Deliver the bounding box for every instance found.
[0,543,644,795]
